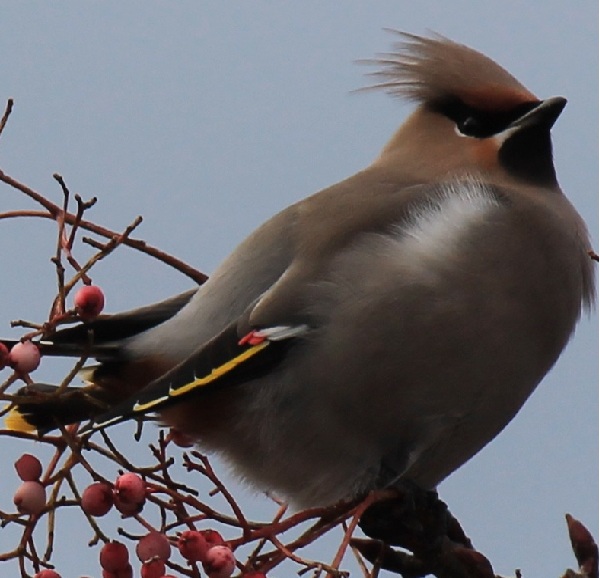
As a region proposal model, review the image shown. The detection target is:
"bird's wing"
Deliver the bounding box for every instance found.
[0,289,197,358]
[86,316,306,432]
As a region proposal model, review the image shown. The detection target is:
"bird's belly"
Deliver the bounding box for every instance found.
[159,317,554,508]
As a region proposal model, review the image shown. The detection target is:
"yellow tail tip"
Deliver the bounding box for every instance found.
[4,407,37,433]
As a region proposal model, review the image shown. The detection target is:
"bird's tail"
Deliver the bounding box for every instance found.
[4,381,111,434]
[2,289,197,434]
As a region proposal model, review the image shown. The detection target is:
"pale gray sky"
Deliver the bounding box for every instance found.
[0,3,597,577]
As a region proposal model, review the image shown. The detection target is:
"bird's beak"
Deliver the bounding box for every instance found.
[510,96,567,132]
[495,96,567,146]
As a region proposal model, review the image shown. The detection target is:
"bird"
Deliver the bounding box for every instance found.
[4,32,595,509]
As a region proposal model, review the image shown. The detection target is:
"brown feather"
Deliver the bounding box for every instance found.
[364,31,536,109]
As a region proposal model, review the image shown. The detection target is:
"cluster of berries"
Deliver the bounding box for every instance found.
[14,454,267,578]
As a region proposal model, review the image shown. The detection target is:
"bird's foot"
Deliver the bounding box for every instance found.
[356,484,494,577]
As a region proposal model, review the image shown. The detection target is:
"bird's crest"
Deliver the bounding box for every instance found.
[364,31,537,111]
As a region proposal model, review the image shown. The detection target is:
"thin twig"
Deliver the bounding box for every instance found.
[0,169,208,284]
[62,215,143,295]
[0,98,13,140]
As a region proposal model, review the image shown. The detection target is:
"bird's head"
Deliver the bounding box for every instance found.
[370,32,565,188]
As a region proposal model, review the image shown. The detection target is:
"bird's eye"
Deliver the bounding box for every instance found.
[454,110,494,138]
[457,116,482,136]
[432,99,493,138]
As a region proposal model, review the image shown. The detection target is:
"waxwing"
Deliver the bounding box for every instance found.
[5,32,595,508]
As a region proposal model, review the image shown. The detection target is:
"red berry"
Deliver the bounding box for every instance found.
[0,342,10,369]
[140,558,166,578]
[114,472,146,516]
[203,545,236,578]
[100,541,129,572]
[34,571,62,578]
[14,453,43,481]
[9,341,41,373]
[136,531,171,563]
[13,481,46,515]
[74,284,105,320]
[114,472,145,503]
[177,530,209,562]
[114,473,146,516]
[81,482,114,517]
[201,529,226,548]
